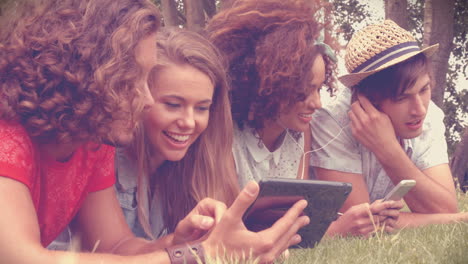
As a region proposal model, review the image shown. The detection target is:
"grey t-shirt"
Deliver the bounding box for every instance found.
[309,88,449,202]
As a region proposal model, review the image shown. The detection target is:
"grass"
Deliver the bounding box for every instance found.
[207,190,468,264]
[285,190,468,264]
[287,222,468,264]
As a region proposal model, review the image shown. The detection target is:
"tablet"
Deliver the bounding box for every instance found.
[242,178,352,248]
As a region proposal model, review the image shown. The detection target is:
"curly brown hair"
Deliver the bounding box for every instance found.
[0,0,160,144]
[206,0,338,130]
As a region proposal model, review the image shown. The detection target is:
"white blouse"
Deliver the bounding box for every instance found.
[232,123,305,188]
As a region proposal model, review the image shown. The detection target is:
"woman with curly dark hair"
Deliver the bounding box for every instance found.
[207,0,338,185]
[0,1,310,262]
[207,0,404,238]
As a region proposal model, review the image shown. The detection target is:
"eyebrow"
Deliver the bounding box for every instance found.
[401,82,430,96]
[163,95,212,104]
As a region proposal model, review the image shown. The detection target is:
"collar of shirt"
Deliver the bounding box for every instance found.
[401,137,414,157]
[244,127,283,166]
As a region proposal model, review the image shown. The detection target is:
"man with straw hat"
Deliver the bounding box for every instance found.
[310,20,468,228]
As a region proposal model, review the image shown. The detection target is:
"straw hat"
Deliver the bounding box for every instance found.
[339,20,439,88]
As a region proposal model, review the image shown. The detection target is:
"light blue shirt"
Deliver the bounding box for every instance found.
[309,88,449,202]
[115,148,166,239]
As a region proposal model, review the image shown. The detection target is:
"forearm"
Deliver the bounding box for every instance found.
[395,212,468,229]
[375,145,457,213]
[111,235,174,255]
[5,245,171,264]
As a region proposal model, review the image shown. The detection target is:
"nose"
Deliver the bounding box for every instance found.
[306,91,322,110]
[411,94,426,116]
[177,108,195,130]
[141,82,155,109]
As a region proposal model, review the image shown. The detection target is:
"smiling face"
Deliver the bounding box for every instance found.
[276,55,325,132]
[144,64,214,166]
[379,73,431,139]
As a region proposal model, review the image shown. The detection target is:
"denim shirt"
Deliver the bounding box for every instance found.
[309,88,449,202]
[115,148,166,239]
[114,148,148,238]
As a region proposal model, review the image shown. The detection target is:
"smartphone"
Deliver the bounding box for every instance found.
[242,178,352,248]
[383,180,416,201]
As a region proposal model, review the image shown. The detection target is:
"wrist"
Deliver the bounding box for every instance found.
[165,242,205,264]
[373,141,405,167]
[325,218,342,237]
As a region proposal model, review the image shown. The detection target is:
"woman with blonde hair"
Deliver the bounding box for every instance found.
[114,27,312,264]
[116,27,239,241]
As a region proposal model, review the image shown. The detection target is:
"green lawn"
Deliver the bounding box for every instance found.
[207,190,468,264]
[286,190,468,264]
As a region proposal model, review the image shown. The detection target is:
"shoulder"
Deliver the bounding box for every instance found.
[0,120,36,187]
[0,120,35,162]
[425,101,445,129]
[407,101,449,167]
[0,120,31,143]
[409,101,446,147]
[232,123,252,150]
[315,89,352,126]
[114,147,137,190]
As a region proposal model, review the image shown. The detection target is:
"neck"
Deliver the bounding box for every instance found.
[257,120,286,152]
[148,152,165,173]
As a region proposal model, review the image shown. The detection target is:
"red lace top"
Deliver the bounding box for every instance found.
[0,120,116,246]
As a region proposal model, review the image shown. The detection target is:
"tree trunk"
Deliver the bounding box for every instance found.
[184,0,205,30]
[161,0,179,27]
[219,0,234,10]
[384,0,409,29]
[203,0,217,18]
[423,0,455,107]
[450,127,468,191]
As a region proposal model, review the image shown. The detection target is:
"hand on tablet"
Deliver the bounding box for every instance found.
[201,181,309,263]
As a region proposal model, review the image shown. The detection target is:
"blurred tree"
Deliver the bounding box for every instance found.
[157,0,218,29]
[423,0,455,108]
[451,127,468,191]
[385,0,409,29]
[331,0,370,42]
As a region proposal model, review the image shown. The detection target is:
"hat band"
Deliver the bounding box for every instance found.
[352,41,420,73]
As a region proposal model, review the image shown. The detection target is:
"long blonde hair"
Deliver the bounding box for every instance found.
[128,28,239,237]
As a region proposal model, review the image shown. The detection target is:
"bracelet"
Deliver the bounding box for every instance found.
[165,243,205,264]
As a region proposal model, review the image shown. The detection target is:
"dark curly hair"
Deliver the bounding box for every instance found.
[0,0,161,144]
[206,0,338,130]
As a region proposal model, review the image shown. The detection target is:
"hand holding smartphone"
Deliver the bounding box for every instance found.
[383,180,416,201]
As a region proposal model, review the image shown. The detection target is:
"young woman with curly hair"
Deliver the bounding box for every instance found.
[0,1,310,262]
[207,0,403,238]
[207,0,338,186]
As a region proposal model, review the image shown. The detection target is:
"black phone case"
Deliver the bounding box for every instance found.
[243,178,352,248]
